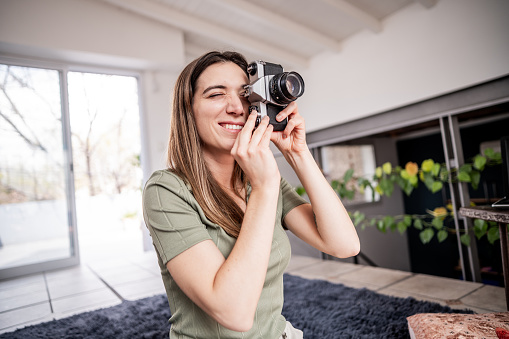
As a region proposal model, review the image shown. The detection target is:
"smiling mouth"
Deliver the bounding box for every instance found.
[220,123,243,131]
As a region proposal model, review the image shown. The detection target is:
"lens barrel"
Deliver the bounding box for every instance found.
[269,71,305,105]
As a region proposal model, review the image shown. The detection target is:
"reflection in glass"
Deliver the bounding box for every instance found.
[321,144,379,205]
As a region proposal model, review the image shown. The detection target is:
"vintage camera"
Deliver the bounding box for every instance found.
[243,61,305,131]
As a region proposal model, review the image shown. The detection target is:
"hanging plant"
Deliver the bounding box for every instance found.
[297,148,505,246]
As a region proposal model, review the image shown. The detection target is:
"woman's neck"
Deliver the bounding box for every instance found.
[203,152,236,189]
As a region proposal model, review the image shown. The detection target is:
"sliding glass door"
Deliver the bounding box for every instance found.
[0,62,79,279]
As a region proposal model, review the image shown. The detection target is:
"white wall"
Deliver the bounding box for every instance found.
[0,0,184,71]
[139,70,176,178]
[299,0,509,132]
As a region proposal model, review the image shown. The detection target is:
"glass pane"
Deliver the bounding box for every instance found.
[67,72,142,263]
[0,65,72,270]
[321,144,379,205]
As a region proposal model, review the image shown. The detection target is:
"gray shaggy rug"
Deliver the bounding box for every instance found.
[0,273,472,339]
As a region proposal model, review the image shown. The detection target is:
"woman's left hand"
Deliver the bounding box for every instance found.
[270,102,308,155]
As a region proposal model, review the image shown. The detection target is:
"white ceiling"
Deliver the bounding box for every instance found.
[101,0,438,68]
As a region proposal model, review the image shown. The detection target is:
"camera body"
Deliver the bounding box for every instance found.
[244,60,304,131]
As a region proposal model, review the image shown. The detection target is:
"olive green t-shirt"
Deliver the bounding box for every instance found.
[142,170,307,339]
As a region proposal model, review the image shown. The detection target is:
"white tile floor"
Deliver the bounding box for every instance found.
[0,253,506,335]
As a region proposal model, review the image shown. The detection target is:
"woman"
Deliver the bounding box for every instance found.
[142,51,360,339]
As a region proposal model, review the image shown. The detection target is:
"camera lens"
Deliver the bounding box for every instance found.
[270,72,305,104]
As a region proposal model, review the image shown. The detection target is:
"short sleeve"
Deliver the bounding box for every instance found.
[142,170,212,265]
[280,177,308,220]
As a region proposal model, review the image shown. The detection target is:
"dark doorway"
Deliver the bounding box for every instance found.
[396,116,508,285]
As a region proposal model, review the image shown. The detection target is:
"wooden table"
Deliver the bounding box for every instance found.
[459,206,509,309]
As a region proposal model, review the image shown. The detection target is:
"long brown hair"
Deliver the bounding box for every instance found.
[167,51,249,238]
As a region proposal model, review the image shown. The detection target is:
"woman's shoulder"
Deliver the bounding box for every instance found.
[145,169,191,194]
[279,176,294,189]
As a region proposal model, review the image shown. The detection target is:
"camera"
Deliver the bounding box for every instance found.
[243,61,305,131]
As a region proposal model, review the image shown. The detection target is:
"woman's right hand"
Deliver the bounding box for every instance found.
[231,112,280,190]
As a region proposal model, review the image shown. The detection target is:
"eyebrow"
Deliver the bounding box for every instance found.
[202,85,226,95]
[202,84,250,95]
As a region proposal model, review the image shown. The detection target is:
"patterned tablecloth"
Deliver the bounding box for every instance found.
[407,312,509,339]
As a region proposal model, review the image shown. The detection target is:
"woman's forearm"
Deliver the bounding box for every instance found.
[167,185,280,332]
[211,186,280,329]
[285,149,360,258]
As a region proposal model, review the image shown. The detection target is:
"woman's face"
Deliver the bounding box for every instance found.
[193,61,250,157]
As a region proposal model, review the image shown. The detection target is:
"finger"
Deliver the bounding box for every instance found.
[236,112,258,147]
[232,113,257,153]
[282,114,304,138]
[270,130,282,143]
[275,102,298,122]
[243,111,258,132]
[247,115,269,149]
[260,123,273,148]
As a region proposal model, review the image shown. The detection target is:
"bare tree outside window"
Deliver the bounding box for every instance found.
[0,65,71,269]
[0,65,64,203]
[0,65,144,271]
[68,72,143,262]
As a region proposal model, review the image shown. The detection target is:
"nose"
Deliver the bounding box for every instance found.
[226,94,246,116]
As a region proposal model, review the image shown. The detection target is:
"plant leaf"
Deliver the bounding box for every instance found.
[380,178,394,197]
[473,219,488,240]
[410,174,419,186]
[421,159,434,172]
[437,230,448,242]
[440,168,449,182]
[403,215,412,226]
[487,226,500,244]
[353,211,365,226]
[397,221,407,234]
[457,171,471,182]
[460,233,471,247]
[432,163,441,177]
[400,169,410,180]
[423,172,434,190]
[383,162,392,175]
[484,148,495,158]
[431,217,443,229]
[295,187,306,196]
[384,216,395,231]
[459,164,472,173]
[431,181,443,193]
[343,168,354,182]
[396,176,414,196]
[414,218,423,230]
[345,189,355,200]
[419,228,434,244]
[473,155,487,170]
[470,171,480,190]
